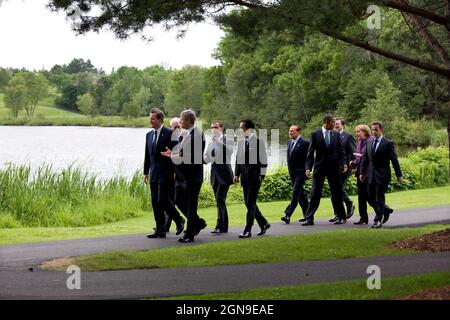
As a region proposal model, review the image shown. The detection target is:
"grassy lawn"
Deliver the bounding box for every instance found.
[0,93,148,127]
[48,224,448,271]
[1,186,449,245]
[160,271,450,300]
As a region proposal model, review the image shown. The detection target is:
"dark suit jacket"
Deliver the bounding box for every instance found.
[361,136,402,185]
[306,128,345,172]
[204,136,234,186]
[144,126,177,183]
[173,127,206,186]
[286,137,309,181]
[339,131,356,165]
[235,134,268,178]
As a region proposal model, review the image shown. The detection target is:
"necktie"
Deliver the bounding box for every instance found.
[288,140,294,158]
[373,138,379,153]
[325,131,330,147]
[152,130,158,152]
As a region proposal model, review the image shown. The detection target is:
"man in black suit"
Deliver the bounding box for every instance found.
[329,118,356,222]
[144,108,185,238]
[281,124,310,224]
[360,121,403,228]
[302,114,348,226]
[234,119,271,238]
[163,117,182,233]
[161,109,207,242]
[204,121,234,234]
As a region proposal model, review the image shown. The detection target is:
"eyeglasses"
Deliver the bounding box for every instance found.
[211,126,219,129]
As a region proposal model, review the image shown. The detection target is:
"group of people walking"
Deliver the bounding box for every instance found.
[144,109,403,243]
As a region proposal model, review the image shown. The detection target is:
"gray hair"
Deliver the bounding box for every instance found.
[180,109,196,124]
[169,117,181,126]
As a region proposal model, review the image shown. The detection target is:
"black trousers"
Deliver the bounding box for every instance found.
[357,178,369,222]
[150,181,184,234]
[175,180,203,239]
[285,177,309,218]
[367,182,390,222]
[213,180,230,232]
[305,166,346,221]
[164,185,175,231]
[241,169,268,233]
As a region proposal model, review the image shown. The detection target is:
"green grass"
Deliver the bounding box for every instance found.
[0,93,149,127]
[0,163,150,228]
[1,186,449,245]
[160,271,450,300]
[65,224,447,271]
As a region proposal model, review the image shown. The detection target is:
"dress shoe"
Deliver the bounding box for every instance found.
[257,224,271,236]
[146,232,166,239]
[210,228,222,234]
[329,216,338,223]
[301,220,314,226]
[238,231,252,238]
[298,218,307,222]
[382,208,394,224]
[281,216,290,224]
[176,218,185,236]
[334,219,346,225]
[178,236,194,243]
[193,219,207,236]
[353,219,368,225]
[371,221,382,229]
[346,204,355,219]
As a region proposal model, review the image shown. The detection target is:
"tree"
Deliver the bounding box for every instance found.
[4,83,26,118]
[76,92,95,116]
[48,0,450,177]
[164,65,206,117]
[0,67,11,92]
[5,72,49,118]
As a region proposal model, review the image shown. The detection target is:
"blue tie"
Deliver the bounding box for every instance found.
[325,131,330,147]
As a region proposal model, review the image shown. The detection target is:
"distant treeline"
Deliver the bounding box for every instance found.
[0,10,448,146]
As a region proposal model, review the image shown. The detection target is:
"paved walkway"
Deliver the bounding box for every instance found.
[1,205,449,271]
[1,252,449,299]
[0,205,449,299]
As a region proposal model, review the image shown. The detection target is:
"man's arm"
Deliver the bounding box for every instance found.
[305,132,316,173]
[143,133,150,184]
[258,138,268,177]
[347,134,357,163]
[388,141,403,179]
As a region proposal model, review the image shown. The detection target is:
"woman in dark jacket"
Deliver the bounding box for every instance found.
[351,124,373,224]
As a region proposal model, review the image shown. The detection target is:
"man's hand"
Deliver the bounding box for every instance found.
[161,147,172,158]
[397,176,404,184]
[342,165,348,173]
[305,170,310,178]
[144,175,149,185]
[233,176,240,184]
[359,175,365,183]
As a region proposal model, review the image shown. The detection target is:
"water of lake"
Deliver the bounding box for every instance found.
[0,126,288,179]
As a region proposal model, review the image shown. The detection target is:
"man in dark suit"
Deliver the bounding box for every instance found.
[204,121,234,234]
[163,117,182,233]
[281,124,310,224]
[161,109,207,242]
[144,108,185,238]
[360,121,403,228]
[329,118,356,222]
[234,119,271,238]
[302,114,348,226]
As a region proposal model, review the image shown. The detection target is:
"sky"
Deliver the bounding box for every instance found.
[0,0,225,73]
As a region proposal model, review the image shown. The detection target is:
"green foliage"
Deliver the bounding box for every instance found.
[4,71,49,118]
[76,92,96,116]
[0,163,150,228]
